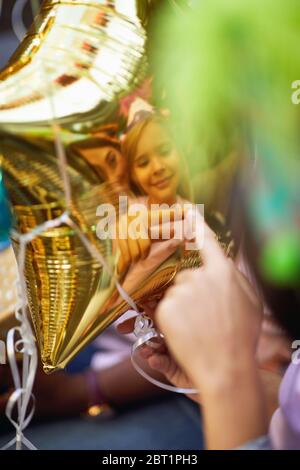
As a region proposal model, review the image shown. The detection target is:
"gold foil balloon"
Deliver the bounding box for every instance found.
[0,0,198,373]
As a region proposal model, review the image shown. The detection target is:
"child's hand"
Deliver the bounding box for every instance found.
[116,206,185,274]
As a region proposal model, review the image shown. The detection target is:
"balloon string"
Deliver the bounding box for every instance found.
[3,9,202,448]
[11,0,28,42]
[44,62,139,313]
[3,217,140,451]
[3,1,141,451]
[131,314,198,394]
[43,60,73,210]
[2,329,37,450]
[131,207,203,395]
[4,203,202,451]
[4,211,70,450]
[43,60,137,310]
[66,216,139,312]
[2,232,38,450]
[52,124,73,210]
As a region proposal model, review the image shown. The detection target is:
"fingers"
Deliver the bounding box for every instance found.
[127,238,141,264]
[117,300,158,335]
[150,221,184,241]
[116,207,187,273]
[149,208,185,241]
[200,222,227,266]
[148,353,172,372]
[147,353,179,387]
[148,207,184,226]
[117,237,131,273]
[139,345,156,359]
[117,211,149,272]
[117,231,149,273]
[137,236,151,260]
[142,300,158,318]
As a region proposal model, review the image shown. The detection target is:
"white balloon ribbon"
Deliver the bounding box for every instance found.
[131,207,203,395]
[131,313,198,394]
[2,214,68,451]
[2,326,37,450]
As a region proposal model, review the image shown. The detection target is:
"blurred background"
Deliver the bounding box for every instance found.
[0,0,42,68]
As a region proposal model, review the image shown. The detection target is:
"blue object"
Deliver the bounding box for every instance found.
[66,344,98,374]
[0,170,12,250]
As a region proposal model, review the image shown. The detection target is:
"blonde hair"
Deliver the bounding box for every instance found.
[121,114,192,201]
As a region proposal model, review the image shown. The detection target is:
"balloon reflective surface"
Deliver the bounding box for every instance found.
[0,0,147,133]
[0,0,228,374]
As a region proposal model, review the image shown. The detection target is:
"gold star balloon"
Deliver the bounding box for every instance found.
[0,1,228,373]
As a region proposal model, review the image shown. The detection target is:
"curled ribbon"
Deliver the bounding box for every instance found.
[2,186,200,452]
[2,324,37,450]
[131,313,198,394]
[1,27,142,449]
[2,221,40,450]
[2,209,140,450]
[130,207,204,395]
[2,213,68,450]
[2,43,203,447]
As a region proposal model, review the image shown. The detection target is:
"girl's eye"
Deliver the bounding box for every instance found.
[159,143,172,156]
[137,158,149,168]
[106,151,117,168]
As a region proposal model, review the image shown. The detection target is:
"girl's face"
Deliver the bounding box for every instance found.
[81,146,127,185]
[132,121,180,205]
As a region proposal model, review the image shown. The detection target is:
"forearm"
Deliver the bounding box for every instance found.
[195,361,268,449]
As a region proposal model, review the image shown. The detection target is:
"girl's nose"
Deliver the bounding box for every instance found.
[152,156,165,174]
